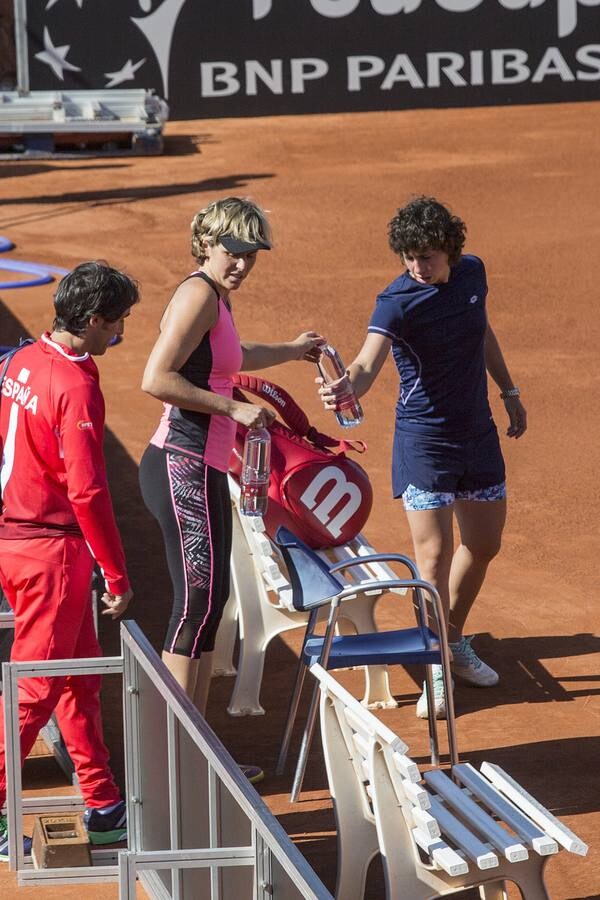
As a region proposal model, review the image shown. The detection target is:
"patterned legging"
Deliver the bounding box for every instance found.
[139,444,232,658]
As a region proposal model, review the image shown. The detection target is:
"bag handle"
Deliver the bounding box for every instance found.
[232,373,309,435]
[231,373,366,454]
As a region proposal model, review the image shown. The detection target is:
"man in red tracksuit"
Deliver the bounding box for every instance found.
[0,261,139,856]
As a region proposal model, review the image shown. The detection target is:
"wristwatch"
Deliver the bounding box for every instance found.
[500,387,520,399]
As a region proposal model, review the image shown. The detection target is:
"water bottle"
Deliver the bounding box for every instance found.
[317,344,364,429]
[240,426,271,516]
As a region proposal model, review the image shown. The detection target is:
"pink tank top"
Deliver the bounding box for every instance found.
[150,284,243,472]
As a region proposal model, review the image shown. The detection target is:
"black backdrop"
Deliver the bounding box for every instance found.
[23,0,600,118]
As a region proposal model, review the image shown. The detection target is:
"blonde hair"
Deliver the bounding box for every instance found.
[190,197,272,262]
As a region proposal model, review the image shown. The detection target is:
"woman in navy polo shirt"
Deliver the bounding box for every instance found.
[320,196,526,719]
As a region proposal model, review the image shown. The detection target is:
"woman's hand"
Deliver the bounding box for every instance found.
[231,402,276,429]
[290,331,326,362]
[504,396,527,438]
[240,332,325,370]
[316,373,352,411]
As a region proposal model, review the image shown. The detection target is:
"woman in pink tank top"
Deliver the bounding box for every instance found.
[139,198,322,780]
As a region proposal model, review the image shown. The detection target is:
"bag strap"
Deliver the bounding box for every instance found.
[232,373,309,435]
[231,373,366,454]
[0,339,35,398]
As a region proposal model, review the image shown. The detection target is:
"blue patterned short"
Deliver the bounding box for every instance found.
[402,481,506,511]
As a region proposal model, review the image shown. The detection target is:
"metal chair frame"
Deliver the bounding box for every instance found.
[274,526,458,802]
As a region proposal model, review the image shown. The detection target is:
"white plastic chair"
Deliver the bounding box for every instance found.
[312,663,588,900]
[212,476,405,716]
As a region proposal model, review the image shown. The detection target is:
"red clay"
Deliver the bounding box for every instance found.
[0,102,598,898]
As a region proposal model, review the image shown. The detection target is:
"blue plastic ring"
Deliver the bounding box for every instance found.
[0,235,70,288]
[0,259,54,289]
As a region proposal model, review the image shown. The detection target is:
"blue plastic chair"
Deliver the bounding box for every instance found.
[274,526,458,802]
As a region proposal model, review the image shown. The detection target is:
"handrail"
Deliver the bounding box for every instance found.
[120,621,332,899]
[1,621,331,897]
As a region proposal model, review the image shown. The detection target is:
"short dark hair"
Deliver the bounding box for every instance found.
[53,261,139,336]
[388,197,466,265]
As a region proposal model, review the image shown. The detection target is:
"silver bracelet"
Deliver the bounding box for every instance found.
[500,386,520,400]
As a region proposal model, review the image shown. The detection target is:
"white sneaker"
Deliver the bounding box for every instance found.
[450,635,499,687]
[416,665,449,720]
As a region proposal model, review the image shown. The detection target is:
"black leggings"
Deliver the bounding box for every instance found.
[139,444,232,658]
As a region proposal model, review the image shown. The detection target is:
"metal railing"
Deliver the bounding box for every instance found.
[2,620,332,898]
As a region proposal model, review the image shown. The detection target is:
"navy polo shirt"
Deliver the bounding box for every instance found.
[368,254,493,440]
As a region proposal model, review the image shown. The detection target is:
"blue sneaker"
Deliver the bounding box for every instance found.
[416,665,451,720]
[83,800,127,845]
[450,635,499,687]
[0,814,32,861]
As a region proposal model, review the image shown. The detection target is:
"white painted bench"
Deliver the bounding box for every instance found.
[0,90,167,132]
[212,477,406,716]
[312,663,588,900]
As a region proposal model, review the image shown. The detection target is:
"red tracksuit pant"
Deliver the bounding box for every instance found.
[0,535,121,809]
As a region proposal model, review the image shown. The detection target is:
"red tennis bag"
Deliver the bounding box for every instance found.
[229,374,373,549]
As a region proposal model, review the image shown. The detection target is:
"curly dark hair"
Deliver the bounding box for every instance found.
[388,197,466,265]
[53,261,139,336]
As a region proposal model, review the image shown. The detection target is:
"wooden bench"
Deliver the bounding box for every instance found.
[312,662,588,900]
[211,477,406,716]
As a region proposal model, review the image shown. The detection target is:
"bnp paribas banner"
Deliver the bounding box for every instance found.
[24,0,600,118]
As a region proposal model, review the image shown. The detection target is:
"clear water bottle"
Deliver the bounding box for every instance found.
[317,344,364,429]
[240,426,271,516]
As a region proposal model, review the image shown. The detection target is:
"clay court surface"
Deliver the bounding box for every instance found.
[0,101,599,898]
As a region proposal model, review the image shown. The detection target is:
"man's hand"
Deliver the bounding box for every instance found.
[101,588,133,619]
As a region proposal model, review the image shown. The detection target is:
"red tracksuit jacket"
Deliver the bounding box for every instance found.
[0,333,129,595]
